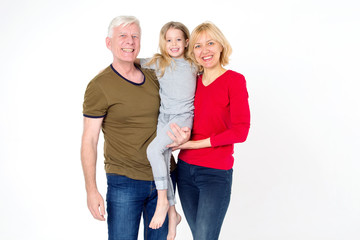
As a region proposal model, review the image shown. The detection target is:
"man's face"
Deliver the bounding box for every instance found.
[106,23,141,64]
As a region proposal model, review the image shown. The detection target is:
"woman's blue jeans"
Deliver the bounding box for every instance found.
[177,159,233,240]
[106,171,176,240]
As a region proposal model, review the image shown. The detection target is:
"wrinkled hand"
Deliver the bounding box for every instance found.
[166,123,191,149]
[87,191,106,221]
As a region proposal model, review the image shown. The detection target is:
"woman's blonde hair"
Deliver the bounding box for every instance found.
[188,22,232,72]
[147,21,192,77]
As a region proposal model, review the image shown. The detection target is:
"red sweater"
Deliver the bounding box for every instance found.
[178,70,250,170]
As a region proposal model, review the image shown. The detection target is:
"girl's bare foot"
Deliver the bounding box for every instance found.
[149,199,170,229]
[167,210,181,240]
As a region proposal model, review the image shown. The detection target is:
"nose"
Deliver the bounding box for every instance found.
[201,45,209,54]
[126,35,135,45]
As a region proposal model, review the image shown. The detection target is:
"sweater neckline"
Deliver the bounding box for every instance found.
[200,70,229,87]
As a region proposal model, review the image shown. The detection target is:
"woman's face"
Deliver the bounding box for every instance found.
[193,32,223,70]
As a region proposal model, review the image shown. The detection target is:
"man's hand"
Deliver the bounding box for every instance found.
[87,191,106,221]
[166,123,191,149]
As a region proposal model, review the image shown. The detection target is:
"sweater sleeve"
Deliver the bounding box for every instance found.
[210,74,250,147]
[139,58,154,69]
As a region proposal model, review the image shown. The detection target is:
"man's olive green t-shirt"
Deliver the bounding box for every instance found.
[83,64,175,181]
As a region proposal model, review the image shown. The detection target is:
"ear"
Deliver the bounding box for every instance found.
[106,37,112,50]
[185,39,189,48]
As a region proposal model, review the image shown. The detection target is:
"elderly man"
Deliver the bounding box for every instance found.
[80,16,189,240]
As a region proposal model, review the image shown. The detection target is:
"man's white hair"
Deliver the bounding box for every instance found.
[107,16,141,37]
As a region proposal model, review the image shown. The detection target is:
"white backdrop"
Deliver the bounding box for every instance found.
[1,0,359,239]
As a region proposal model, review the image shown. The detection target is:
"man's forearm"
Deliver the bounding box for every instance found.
[81,143,99,193]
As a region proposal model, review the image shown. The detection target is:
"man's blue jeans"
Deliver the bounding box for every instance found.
[106,171,176,240]
[177,159,233,240]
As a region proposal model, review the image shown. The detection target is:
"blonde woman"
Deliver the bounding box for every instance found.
[168,22,251,240]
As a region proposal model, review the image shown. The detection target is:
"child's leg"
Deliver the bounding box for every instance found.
[165,148,181,240]
[149,189,170,229]
[147,113,193,230]
[167,205,181,240]
[147,116,174,229]
[149,149,176,229]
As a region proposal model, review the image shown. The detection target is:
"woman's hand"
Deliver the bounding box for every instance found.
[171,140,194,151]
[166,123,212,150]
[166,123,191,149]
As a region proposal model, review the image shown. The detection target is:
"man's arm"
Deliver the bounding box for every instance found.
[80,117,106,221]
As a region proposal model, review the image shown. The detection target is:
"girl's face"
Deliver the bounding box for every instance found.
[193,32,223,70]
[165,28,189,59]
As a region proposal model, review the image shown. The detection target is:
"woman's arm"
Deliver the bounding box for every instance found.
[210,74,250,147]
[167,74,250,150]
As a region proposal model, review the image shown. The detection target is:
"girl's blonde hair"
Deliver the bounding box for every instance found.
[188,22,232,72]
[148,21,192,77]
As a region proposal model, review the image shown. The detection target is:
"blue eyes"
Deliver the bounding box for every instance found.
[166,39,183,42]
[194,42,215,48]
[195,42,215,49]
[120,35,138,38]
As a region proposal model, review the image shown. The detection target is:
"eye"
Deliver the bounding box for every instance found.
[132,35,138,39]
[166,39,171,42]
[194,44,200,49]
[177,38,182,41]
[208,41,215,45]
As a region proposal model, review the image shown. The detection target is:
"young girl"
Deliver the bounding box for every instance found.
[138,22,197,240]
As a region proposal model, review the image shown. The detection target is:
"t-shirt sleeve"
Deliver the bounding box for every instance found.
[210,74,251,146]
[82,80,108,118]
